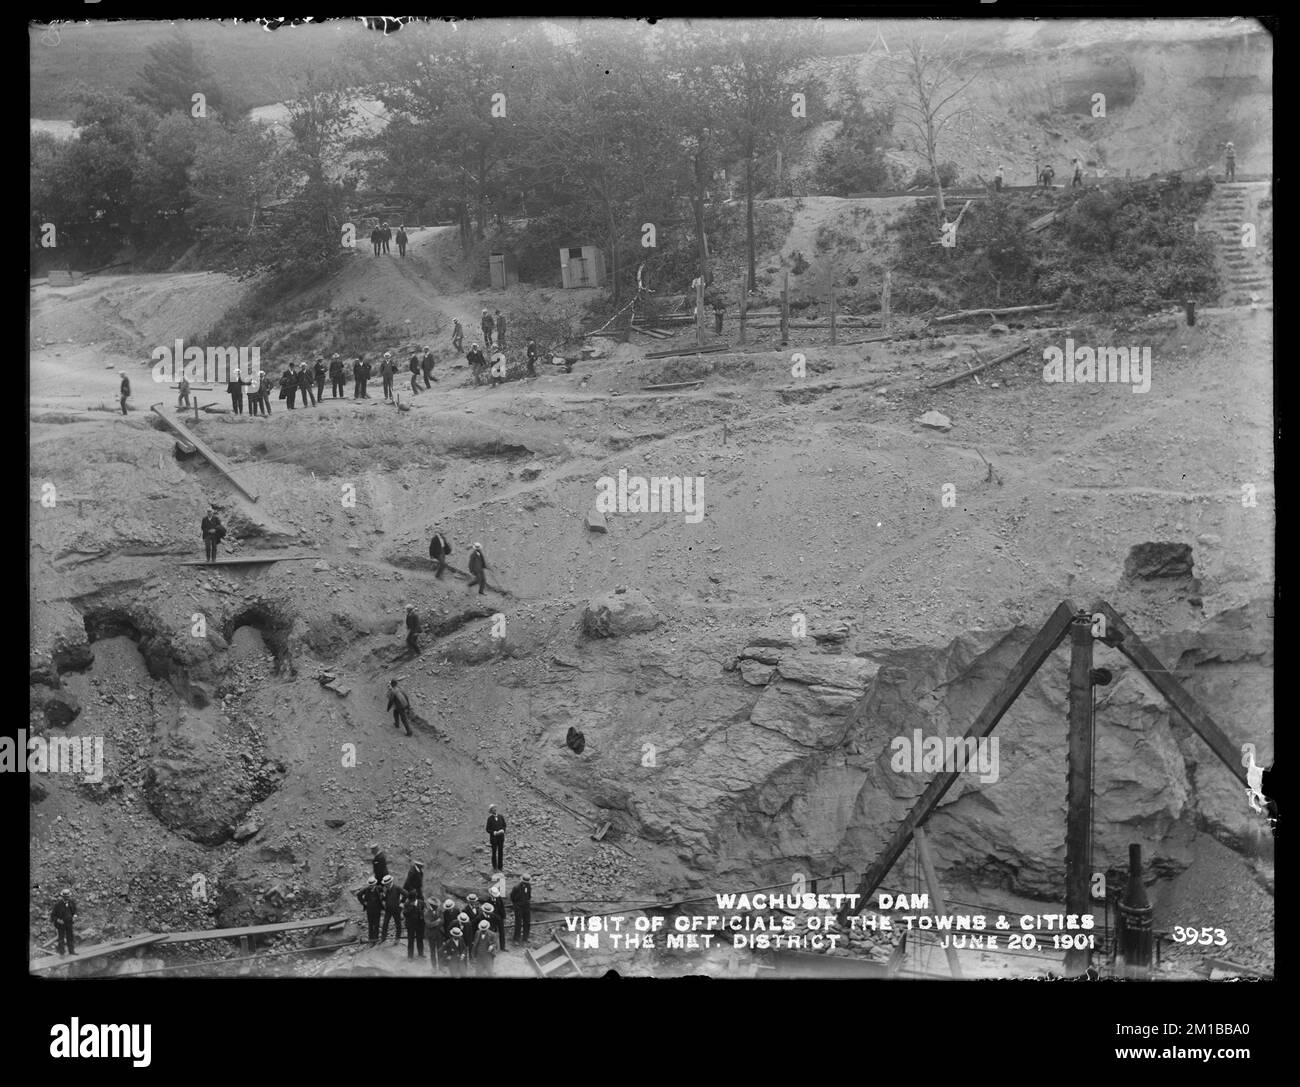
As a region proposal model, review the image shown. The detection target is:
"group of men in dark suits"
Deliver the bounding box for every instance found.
[358,843,534,977]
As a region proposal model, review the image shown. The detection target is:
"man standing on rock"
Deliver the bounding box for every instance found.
[466,343,487,386]
[352,358,364,400]
[408,348,424,395]
[481,308,494,350]
[314,357,327,403]
[296,362,316,407]
[380,874,405,944]
[404,605,422,654]
[361,356,373,398]
[403,859,424,898]
[282,365,298,409]
[255,371,273,417]
[452,318,464,352]
[51,888,77,956]
[330,354,346,399]
[119,371,131,415]
[403,890,425,959]
[525,339,539,378]
[486,804,506,870]
[429,530,451,579]
[227,368,246,414]
[487,877,508,951]
[441,898,459,941]
[442,926,467,977]
[370,843,388,883]
[421,346,436,386]
[387,678,413,736]
[468,542,489,596]
[357,876,383,944]
[201,508,225,564]
[511,874,532,946]
[471,919,497,976]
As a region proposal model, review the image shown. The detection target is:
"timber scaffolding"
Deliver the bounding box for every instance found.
[838,598,1261,978]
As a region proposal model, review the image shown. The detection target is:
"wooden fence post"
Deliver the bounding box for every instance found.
[781,272,790,347]
[738,274,747,346]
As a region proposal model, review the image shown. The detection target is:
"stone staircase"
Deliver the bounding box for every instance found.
[1198,181,1272,306]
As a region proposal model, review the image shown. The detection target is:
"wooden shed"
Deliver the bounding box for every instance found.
[560,245,605,289]
[489,251,519,289]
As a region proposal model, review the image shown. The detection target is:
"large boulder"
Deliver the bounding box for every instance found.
[581,588,662,638]
[1124,542,1195,580]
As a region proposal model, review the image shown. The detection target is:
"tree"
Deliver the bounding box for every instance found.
[714,21,821,291]
[131,29,245,121]
[282,71,360,253]
[523,25,681,303]
[374,22,548,255]
[814,71,894,196]
[892,37,976,224]
[189,118,287,243]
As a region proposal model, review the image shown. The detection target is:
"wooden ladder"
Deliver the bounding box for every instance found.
[525,934,584,978]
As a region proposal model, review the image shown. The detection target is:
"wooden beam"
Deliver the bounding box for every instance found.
[882,270,892,336]
[1064,609,1095,974]
[696,275,705,347]
[640,381,704,391]
[923,340,1039,390]
[931,303,1059,324]
[913,827,963,979]
[852,600,1078,905]
[178,553,319,567]
[781,272,789,346]
[738,273,747,346]
[150,404,260,502]
[1094,602,1250,788]
[154,915,350,945]
[30,934,167,973]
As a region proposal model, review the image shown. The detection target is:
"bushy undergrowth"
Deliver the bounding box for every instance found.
[893,177,1219,311]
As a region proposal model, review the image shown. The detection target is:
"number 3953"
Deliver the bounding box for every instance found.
[1172,926,1227,946]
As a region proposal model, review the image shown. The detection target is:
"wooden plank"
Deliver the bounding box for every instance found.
[914,827,963,979]
[932,302,1058,324]
[853,600,1077,904]
[781,272,789,345]
[923,340,1039,390]
[177,553,319,567]
[738,273,747,345]
[154,914,350,945]
[642,344,730,360]
[591,820,612,841]
[150,404,260,502]
[882,269,892,335]
[30,933,167,973]
[639,381,704,391]
[1096,602,1250,788]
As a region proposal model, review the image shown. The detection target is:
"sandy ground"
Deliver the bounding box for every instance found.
[28,188,1274,977]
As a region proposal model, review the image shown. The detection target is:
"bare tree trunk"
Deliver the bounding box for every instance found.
[745,149,757,292]
[694,150,708,284]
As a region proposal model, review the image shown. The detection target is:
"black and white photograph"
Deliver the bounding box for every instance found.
[28,12,1273,1030]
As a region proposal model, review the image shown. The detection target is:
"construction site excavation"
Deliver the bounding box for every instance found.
[28,15,1273,991]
